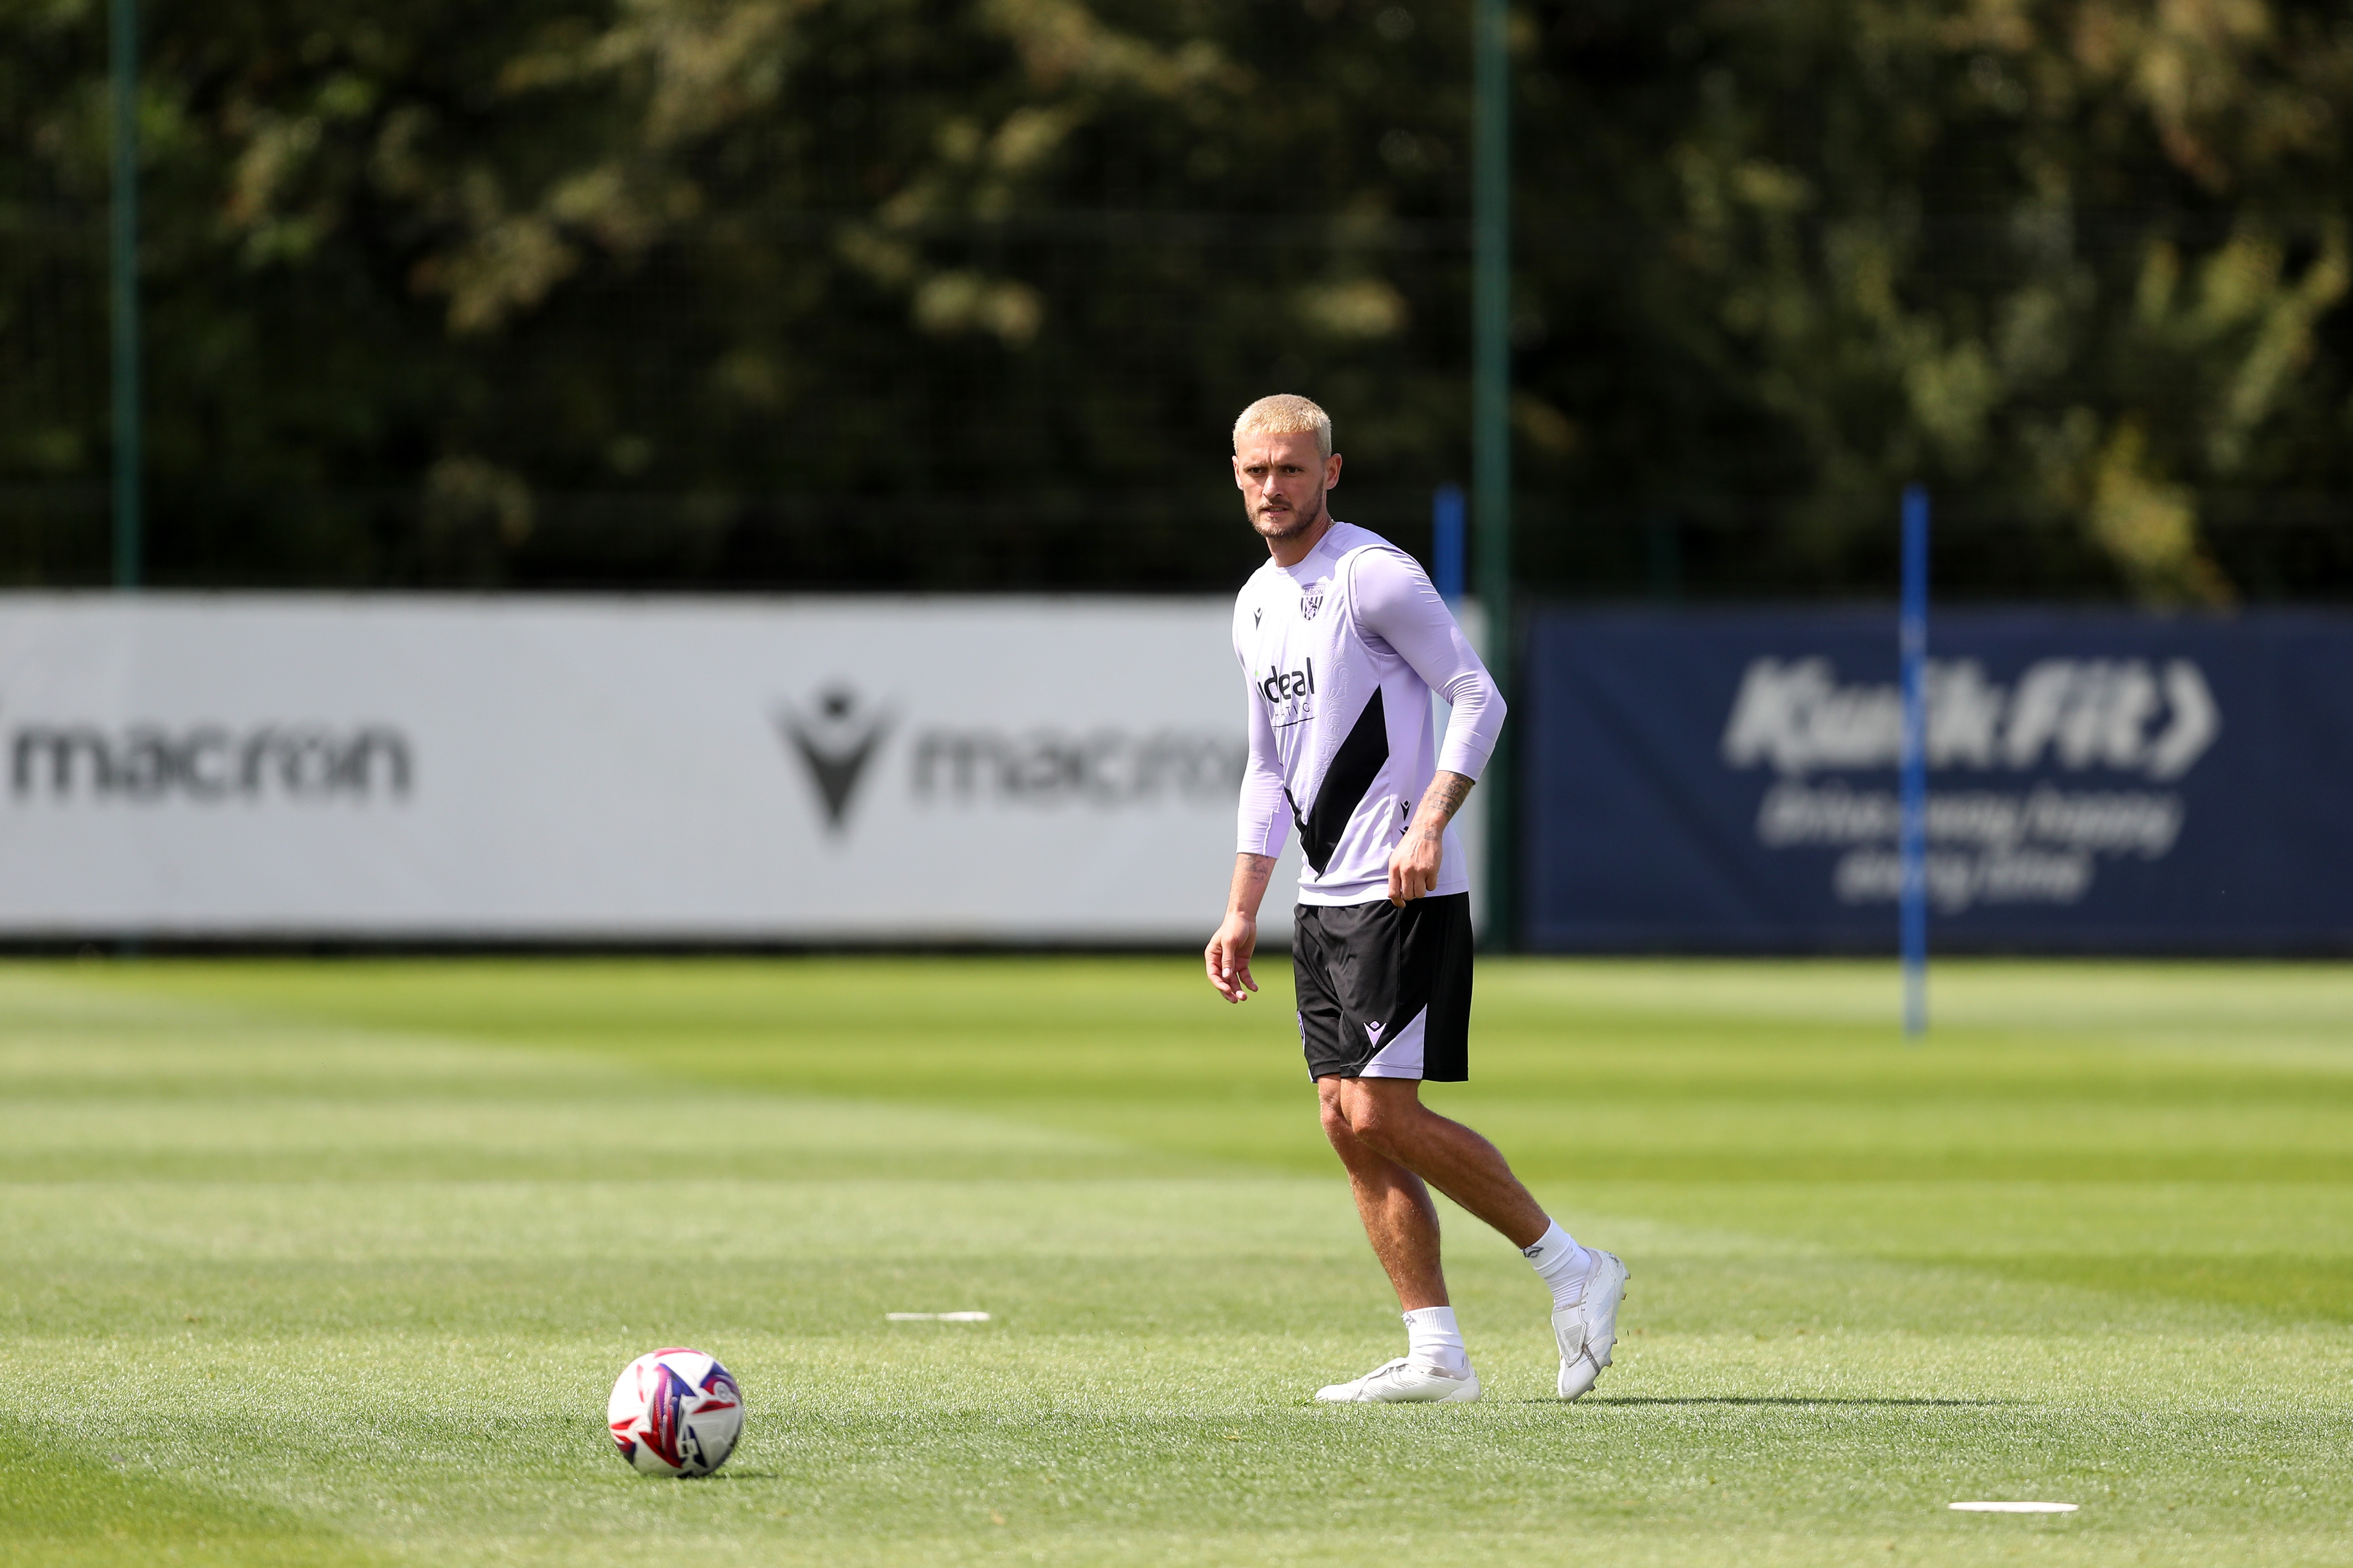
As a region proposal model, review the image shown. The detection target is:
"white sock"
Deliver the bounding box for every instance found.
[1402,1306,1470,1378]
[1521,1220,1596,1312]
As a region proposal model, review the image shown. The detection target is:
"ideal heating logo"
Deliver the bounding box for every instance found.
[1259,659,1317,704]
[6,715,413,802]
[1259,659,1318,730]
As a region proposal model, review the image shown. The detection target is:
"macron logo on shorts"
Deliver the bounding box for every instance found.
[1365,1020,1384,1045]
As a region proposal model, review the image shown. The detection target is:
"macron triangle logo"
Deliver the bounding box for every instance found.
[777,685,893,835]
[1365,1020,1385,1045]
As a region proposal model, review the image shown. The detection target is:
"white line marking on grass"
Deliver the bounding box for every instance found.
[884,1312,991,1322]
[1949,1502,2077,1513]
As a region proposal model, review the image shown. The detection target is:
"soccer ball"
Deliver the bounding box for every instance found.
[607,1348,743,1477]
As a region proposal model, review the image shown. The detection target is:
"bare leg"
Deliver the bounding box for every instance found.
[1328,1077,1549,1250]
[1317,1077,1449,1310]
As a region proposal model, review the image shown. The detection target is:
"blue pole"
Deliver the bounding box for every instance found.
[1899,485,1930,1039]
[1433,484,1466,604]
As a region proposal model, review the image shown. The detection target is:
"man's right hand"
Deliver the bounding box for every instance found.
[1205,912,1259,1003]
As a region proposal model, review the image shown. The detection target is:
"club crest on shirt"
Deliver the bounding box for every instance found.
[1299,592,1326,621]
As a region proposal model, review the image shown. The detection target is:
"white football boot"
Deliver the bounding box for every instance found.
[1552,1249,1629,1401]
[1315,1357,1483,1404]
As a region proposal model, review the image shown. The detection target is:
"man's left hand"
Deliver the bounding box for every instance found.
[1387,825,1443,906]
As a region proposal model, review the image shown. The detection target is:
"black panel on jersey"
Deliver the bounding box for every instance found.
[1289,688,1388,875]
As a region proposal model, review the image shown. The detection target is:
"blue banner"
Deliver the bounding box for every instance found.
[1522,609,2353,953]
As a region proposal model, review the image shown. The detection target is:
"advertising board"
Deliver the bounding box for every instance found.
[0,595,1322,942]
[1525,608,2353,952]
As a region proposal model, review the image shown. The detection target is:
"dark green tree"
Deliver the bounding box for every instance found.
[3,0,2349,598]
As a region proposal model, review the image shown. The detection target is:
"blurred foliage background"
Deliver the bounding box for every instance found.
[3,0,2351,599]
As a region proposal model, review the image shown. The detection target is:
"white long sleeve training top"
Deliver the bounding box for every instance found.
[1231,521,1505,906]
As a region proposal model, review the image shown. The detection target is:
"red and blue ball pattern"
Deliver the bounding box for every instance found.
[608,1348,742,1477]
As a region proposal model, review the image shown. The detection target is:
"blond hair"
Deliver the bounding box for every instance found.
[1232,394,1333,460]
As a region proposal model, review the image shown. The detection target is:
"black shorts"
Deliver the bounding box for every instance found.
[1292,892,1473,1082]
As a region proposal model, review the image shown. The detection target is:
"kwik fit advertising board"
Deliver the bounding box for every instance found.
[0,595,1308,941]
[1524,608,2353,953]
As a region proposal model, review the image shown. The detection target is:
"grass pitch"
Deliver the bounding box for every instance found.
[2,956,2350,1566]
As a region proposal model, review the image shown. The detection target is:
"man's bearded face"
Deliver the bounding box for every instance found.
[1234,432,1335,544]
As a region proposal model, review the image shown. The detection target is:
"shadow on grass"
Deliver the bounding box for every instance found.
[1565,1396,2014,1407]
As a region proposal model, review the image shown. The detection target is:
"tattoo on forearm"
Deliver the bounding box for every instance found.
[1411,771,1475,836]
[1228,853,1278,912]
